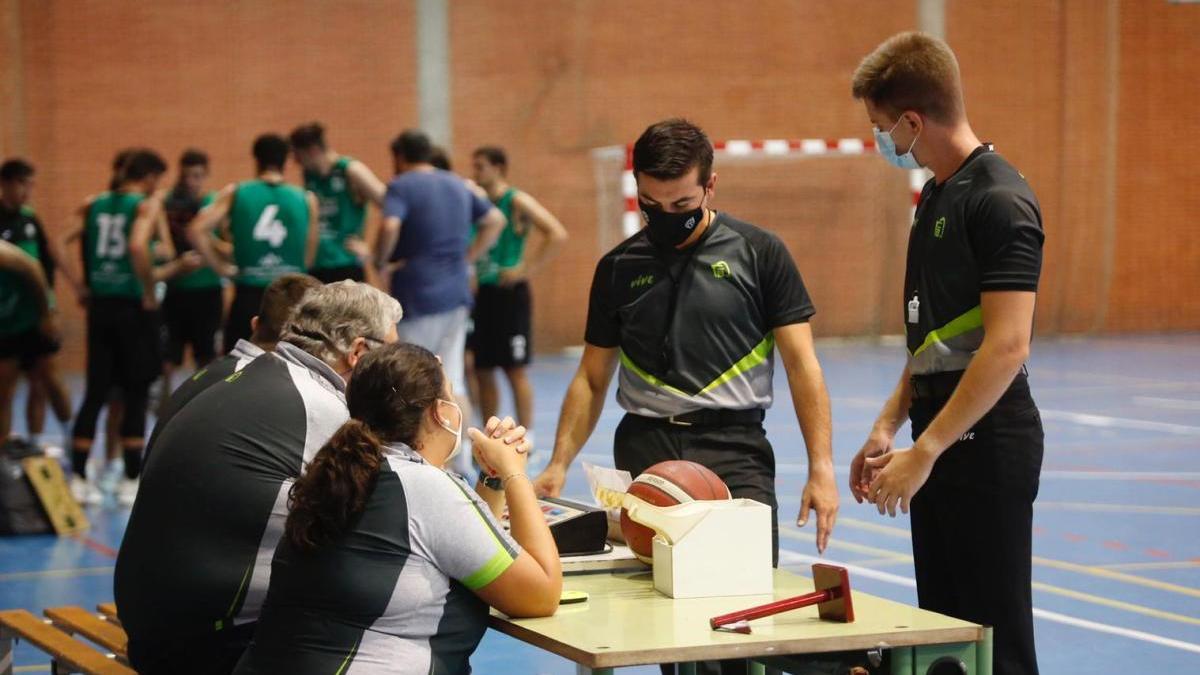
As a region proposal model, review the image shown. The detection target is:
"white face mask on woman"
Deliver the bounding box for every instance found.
[436,399,463,462]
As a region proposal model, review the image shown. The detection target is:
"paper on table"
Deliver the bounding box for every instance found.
[583,461,633,520]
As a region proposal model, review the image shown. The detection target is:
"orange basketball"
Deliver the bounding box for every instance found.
[620,460,731,563]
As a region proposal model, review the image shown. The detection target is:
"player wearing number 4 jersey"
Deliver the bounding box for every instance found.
[190,133,319,354]
[57,149,203,505]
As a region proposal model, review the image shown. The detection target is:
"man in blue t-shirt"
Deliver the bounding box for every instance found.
[378,129,503,426]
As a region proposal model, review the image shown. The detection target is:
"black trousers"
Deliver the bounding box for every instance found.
[72,298,159,448]
[223,285,265,355]
[909,372,1044,675]
[614,412,779,675]
[128,623,255,675]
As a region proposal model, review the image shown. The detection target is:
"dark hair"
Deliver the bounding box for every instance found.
[122,149,168,181]
[289,122,326,151]
[389,129,433,164]
[285,343,445,551]
[109,148,136,190]
[251,273,323,346]
[632,118,713,186]
[428,146,452,171]
[472,146,507,174]
[851,31,964,124]
[252,133,290,172]
[179,148,209,169]
[0,158,34,182]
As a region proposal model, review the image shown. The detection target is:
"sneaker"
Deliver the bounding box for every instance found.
[117,478,139,506]
[98,458,124,499]
[70,475,102,505]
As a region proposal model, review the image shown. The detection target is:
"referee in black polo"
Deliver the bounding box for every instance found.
[532,118,839,561]
[848,33,1045,675]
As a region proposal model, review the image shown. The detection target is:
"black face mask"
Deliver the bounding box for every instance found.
[639,199,705,249]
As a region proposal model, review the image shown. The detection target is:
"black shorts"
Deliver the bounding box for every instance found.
[0,327,60,369]
[224,285,265,355]
[469,281,532,369]
[310,265,364,284]
[86,297,162,387]
[162,286,223,366]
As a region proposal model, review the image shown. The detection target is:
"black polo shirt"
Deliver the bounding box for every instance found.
[0,204,54,285]
[586,213,814,417]
[904,146,1044,375]
[115,342,348,653]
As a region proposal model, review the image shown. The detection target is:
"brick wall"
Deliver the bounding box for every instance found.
[2,0,1197,372]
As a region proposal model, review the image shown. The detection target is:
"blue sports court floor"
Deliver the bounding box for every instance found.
[2,334,1198,673]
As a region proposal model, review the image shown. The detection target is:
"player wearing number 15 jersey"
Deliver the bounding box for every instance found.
[58,150,186,502]
[189,134,319,354]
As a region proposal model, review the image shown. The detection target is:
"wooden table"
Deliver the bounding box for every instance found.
[490,569,991,674]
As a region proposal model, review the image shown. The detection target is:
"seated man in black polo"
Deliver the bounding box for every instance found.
[114,281,402,675]
[144,272,322,460]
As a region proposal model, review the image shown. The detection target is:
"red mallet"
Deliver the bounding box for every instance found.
[710,564,854,634]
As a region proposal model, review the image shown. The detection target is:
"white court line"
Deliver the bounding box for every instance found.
[1134,396,1200,411]
[777,550,1200,656]
[1034,501,1200,516]
[1039,409,1200,436]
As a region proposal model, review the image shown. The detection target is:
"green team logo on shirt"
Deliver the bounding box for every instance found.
[711,261,731,279]
[630,274,654,289]
[934,216,947,239]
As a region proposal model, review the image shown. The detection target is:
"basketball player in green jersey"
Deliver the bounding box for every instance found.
[189,134,319,354]
[58,149,202,504]
[470,146,568,445]
[158,149,223,407]
[0,159,72,451]
[289,122,386,285]
[0,239,55,449]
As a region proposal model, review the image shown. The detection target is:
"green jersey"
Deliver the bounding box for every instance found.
[84,191,146,299]
[228,180,310,287]
[476,188,527,286]
[0,267,39,337]
[305,156,366,270]
[1,204,56,309]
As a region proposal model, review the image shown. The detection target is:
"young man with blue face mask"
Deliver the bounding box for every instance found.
[850,32,1045,675]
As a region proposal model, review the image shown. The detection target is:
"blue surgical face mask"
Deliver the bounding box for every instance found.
[874,116,922,169]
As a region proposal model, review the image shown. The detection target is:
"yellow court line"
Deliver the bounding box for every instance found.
[781,529,1200,628]
[1100,561,1200,571]
[835,517,1200,600]
[1029,582,1200,627]
[0,566,114,582]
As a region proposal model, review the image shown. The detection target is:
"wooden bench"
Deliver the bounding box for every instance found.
[95,604,119,628]
[43,607,127,662]
[0,609,134,675]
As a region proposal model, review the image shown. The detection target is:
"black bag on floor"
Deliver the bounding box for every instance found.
[0,438,53,535]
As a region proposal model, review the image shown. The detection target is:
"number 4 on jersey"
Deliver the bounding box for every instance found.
[252,205,287,248]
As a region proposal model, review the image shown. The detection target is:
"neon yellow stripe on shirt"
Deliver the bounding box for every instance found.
[911,305,983,357]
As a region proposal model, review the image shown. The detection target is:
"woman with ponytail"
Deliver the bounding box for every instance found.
[234,342,561,675]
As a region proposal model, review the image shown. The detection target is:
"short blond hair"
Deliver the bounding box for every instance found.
[851,32,964,124]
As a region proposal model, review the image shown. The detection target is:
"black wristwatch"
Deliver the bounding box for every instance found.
[479,470,503,491]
